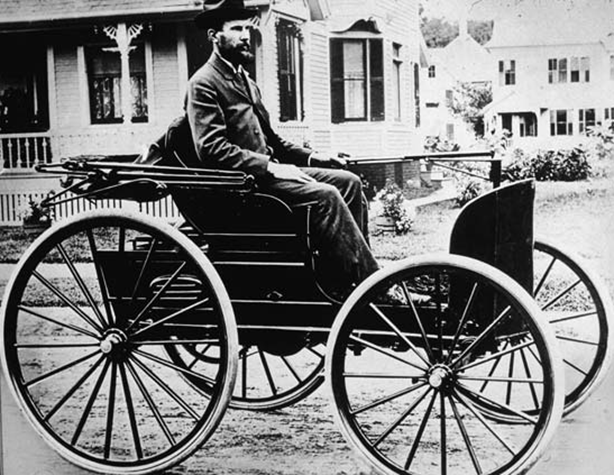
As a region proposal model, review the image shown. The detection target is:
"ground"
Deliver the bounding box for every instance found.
[0,166,613,475]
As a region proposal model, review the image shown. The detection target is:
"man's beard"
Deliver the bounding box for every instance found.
[219,41,254,66]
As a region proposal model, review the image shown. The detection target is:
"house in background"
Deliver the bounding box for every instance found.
[422,26,492,148]
[483,3,614,150]
[0,0,423,224]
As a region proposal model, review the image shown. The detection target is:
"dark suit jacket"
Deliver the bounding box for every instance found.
[186,53,311,178]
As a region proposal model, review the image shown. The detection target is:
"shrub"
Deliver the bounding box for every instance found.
[375,181,414,234]
[503,148,591,182]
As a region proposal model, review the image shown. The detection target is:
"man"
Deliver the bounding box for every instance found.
[186,0,379,297]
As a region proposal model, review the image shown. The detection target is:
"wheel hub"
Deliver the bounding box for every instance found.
[100,329,127,356]
[427,364,454,391]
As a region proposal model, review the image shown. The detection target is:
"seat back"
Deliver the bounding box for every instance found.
[158,116,325,302]
[449,179,535,293]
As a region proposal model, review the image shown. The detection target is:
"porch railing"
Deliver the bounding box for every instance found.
[0,133,53,170]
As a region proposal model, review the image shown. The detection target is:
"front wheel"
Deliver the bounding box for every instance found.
[327,255,564,475]
[0,210,238,475]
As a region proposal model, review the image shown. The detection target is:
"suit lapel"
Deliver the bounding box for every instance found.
[210,54,252,103]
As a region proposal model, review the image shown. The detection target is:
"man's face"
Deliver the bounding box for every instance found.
[213,19,255,66]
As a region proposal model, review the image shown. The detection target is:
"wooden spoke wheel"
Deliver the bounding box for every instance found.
[327,255,563,475]
[165,333,326,411]
[0,210,237,475]
[533,239,613,416]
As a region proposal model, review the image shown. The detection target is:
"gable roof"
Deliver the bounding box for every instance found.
[429,34,492,83]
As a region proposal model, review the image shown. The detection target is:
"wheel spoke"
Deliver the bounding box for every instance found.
[258,348,277,396]
[118,361,143,460]
[280,356,302,384]
[369,303,430,367]
[131,298,210,338]
[343,372,425,379]
[32,270,104,334]
[404,390,437,470]
[449,394,482,475]
[400,281,435,362]
[72,358,111,445]
[556,334,599,346]
[15,342,100,348]
[506,349,516,405]
[44,355,105,422]
[478,340,508,392]
[130,237,158,304]
[132,348,216,386]
[446,282,479,364]
[457,375,544,384]
[540,278,582,311]
[131,355,201,420]
[86,228,116,326]
[372,387,432,448]
[26,351,100,388]
[18,305,100,340]
[564,358,589,376]
[349,334,426,372]
[534,254,556,296]
[435,273,444,363]
[241,346,248,399]
[549,309,597,325]
[125,359,176,446]
[352,381,427,416]
[452,390,516,455]
[440,391,447,475]
[450,306,513,368]
[56,243,108,328]
[457,384,538,424]
[103,361,118,460]
[127,261,187,332]
[519,347,540,410]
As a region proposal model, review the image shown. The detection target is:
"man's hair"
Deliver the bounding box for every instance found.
[206,19,225,33]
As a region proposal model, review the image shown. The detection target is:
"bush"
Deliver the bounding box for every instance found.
[503,148,591,182]
[375,181,414,234]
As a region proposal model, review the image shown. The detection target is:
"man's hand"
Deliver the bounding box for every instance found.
[309,151,349,169]
[268,161,315,183]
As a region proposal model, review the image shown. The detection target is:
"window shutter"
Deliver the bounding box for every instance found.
[330,39,345,123]
[369,38,384,121]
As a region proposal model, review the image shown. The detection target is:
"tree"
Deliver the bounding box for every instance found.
[421,16,493,47]
[448,82,493,137]
[421,16,458,48]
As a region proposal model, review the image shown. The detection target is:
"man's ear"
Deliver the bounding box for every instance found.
[207,29,219,43]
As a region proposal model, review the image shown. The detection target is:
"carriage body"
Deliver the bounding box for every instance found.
[1,143,611,475]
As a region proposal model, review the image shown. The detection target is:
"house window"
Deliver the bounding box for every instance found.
[392,43,402,121]
[605,107,614,125]
[277,20,303,122]
[330,38,384,123]
[86,43,148,124]
[610,55,614,80]
[570,56,590,83]
[548,58,567,83]
[446,123,455,141]
[445,89,453,107]
[499,60,515,85]
[550,109,573,136]
[0,43,49,132]
[519,113,537,137]
[428,65,436,78]
[579,108,596,134]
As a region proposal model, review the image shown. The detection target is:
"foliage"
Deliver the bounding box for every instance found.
[448,82,492,137]
[420,15,494,47]
[503,148,591,182]
[423,135,460,153]
[586,124,614,162]
[375,181,414,235]
[19,193,54,225]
